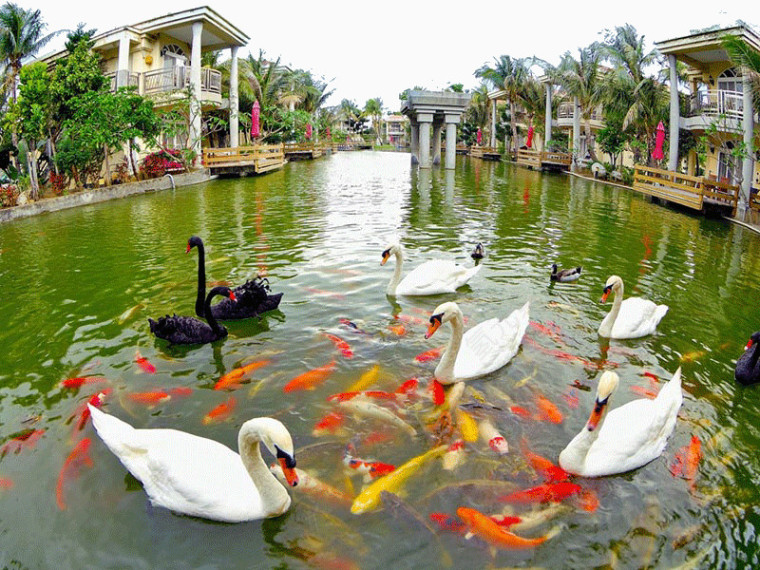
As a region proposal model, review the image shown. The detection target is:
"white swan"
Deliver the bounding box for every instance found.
[381,242,481,296]
[558,368,682,477]
[598,275,668,339]
[88,405,298,522]
[424,301,529,384]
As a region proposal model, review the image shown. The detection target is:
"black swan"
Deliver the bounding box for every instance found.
[550,263,582,283]
[187,236,283,320]
[149,287,235,345]
[735,331,760,385]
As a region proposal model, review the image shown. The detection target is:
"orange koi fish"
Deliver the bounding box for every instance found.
[343,454,396,481]
[395,314,426,326]
[535,394,563,424]
[202,397,236,425]
[362,430,395,447]
[215,359,272,390]
[414,347,443,362]
[576,489,599,512]
[523,337,617,370]
[0,478,13,490]
[429,379,445,406]
[127,390,171,407]
[324,333,354,358]
[499,482,582,504]
[134,351,156,374]
[56,438,94,510]
[642,371,660,383]
[680,350,706,363]
[169,387,193,397]
[521,444,569,483]
[510,405,532,418]
[456,507,551,549]
[312,411,346,436]
[430,512,467,533]
[396,378,420,398]
[670,435,701,489]
[630,385,658,399]
[529,321,564,343]
[59,376,107,390]
[283,360,336,393]
[76,389,112,431]
[269,464,349,506]
[562,388,579,409]
[1,429,45,456]
[387,324,407,336]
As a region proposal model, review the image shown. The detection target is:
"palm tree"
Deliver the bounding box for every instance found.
[475,55,531,155]
[0,3,61,102]
[722,34,760,116]
[364,97,383,142]
[239,50,285,111]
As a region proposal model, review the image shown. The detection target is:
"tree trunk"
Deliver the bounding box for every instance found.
[584,119,597,162]
[510,99,518,156]
[103,144,111,187]
[26,145,40,201]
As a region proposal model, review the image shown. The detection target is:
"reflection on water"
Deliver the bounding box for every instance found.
[1,151,760,567]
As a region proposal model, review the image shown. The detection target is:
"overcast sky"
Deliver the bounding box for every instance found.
[32,0,757,113]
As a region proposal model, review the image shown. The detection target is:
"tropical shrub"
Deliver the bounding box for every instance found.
[1,185,19,207]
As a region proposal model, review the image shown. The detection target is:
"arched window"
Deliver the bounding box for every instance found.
[718,67,742,94]
[161,44,187,69]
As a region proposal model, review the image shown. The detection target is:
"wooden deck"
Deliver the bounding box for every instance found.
[633,165,739,216]
[469,146,501,160]
[516,149,572,171]
[283,142,324,160]
[202,144,285,175]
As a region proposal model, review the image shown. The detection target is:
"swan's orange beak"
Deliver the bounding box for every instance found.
[381,249,390,266]
[278,458,299,486]
[425,315,442,339]
[586,397,609,431]
[228,291,237,302]
[600,286,612,303]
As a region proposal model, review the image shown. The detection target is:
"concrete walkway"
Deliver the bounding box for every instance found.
[0,171,214,223]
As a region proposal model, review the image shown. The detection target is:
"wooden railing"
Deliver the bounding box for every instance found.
[516,149,572,169]
[633,165,739,215]
[202,144,285,174]
[283,142,324,158]
[469,146,500,159]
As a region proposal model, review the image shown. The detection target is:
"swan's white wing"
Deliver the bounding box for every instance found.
[611,298,668,339]
[397,260,480,296]
[454,302,529,379]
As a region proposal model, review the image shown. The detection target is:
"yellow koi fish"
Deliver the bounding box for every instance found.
[351,445,446,514]
[455,407,479,442]
[347,364,381,392]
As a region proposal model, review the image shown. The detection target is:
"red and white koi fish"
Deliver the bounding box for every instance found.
[202,397,236,425]
[1,429,45,456]
[478,419,508,454]
[312,411,346,437]
[324,333,354,358]
[56,438,94,510]
[327,390,399,403]
[414,347,443,362]
[457,507,555,549]
[283,360,336,393]
[269,463,349,506]
[670,435,702,490]
[75,389,112,431]
[535,394,563,424]
[499,482,582,505]
[442,439,466,471]
[343,453,396,482]
[59,376,107,390]
[215,359,272,390]
[338,399,417,437]
[126,390,171,407]
[134,351,156,374]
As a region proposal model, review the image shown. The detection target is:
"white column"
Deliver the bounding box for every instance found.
[418,113,433,168]
[410,120,419,165]
[190,21,203,166]
[229,46,239,148]
[668,54,680,172]
[117,31,130,88]
[544,84,552,147]
[490,99,497,147]
[445,114,459,170]
[742,72,754,211]
[572,96,581,171]
[432,122,442,165]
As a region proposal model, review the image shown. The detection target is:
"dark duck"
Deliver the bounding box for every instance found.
[735,331,760,385]
[149,287,235,345]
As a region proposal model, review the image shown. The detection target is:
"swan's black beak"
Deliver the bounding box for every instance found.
[586,396,610,431]
[600,285,612,303]
[381,249,390,266]
[425,314,443,339]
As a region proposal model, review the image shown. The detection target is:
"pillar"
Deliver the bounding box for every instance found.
[410,120,419,165]
[668,54,680,173]
[432,121,442,165]
[742,72,755,211]
[418,113,433,168]
[229,46,239,148]
[116,31,130,89]
[572,96,581,171]
[444,114,459,170]
[544,83,553,147]
[190,21,203,166]
[490,99,497,147]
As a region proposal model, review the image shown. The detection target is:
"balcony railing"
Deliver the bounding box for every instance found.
[142,67,222,96]
[105,71,139,92]
[557,103,603,121]
[687,89,743,119]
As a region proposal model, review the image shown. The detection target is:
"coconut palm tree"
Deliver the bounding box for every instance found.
[722,34,760,116]
[364,97,383,142]
[0,3,61,102]
[475,55,531,155]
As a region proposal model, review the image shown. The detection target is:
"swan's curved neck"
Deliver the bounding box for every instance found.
[387,248,403,295]
[559,403,609,473]
[599,282,623,337]
[203,290,225,332]
[435,311,464,383]
[194,242,207,318]
[239,428,290,517]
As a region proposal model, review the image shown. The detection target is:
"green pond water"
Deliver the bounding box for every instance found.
[1,151,760,568]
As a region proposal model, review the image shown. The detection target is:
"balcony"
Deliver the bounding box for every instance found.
[687,89,743,118]
[104,67,223,107]
[105,71,139,92]
[556,103,603,128]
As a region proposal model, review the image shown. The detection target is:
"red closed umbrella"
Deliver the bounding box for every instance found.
[526,125,534,149]
[306,123,312,140]
[251,101,261,139]
[652,120,665,161]
[326,127,331,139]
[476,128,482,145]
